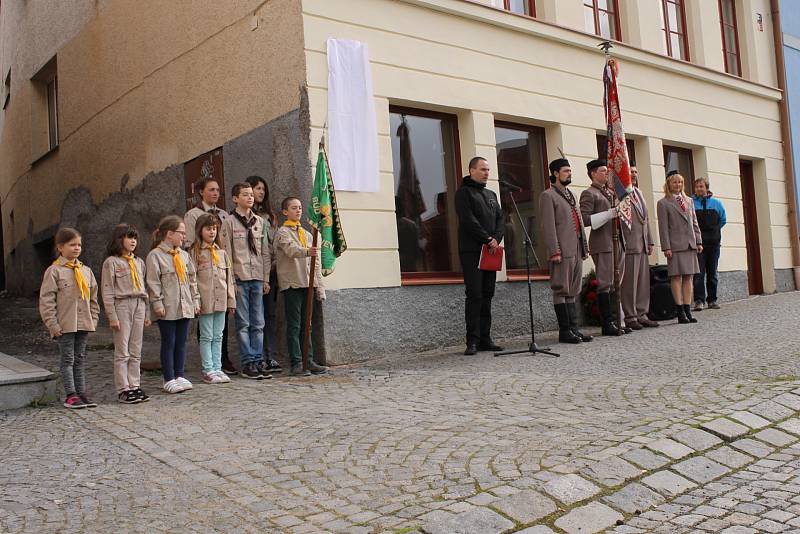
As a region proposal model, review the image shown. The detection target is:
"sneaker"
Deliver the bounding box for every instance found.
[290,363,311,376]
[176,377,193,390]
[80,395,98,408]
[213,371,231,383]
[163,379,184,394]
[221,360,239,376]
[308,360,329,375]
[708,301,720,309]
[118,390,139,404]
[264,359,283,373]
[256,361,274,380]
[241,363,263,380]
[63,394,87,409]
[202,373,216,384]
[693,300,704,311]
[133,388,150,403]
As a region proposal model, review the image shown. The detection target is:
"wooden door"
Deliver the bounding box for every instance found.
[739,160,763,294]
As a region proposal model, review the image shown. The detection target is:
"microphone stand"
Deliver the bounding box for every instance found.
[495,186,559,358]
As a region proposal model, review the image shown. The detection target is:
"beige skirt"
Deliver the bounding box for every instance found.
[667,250,700,276]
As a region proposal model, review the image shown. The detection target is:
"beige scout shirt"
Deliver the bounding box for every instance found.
[220,210,271,282]
[274,225,323,292]
[145,243,200,321]
[191,245,236,314]
[39,257,100,337]
[101,255,148,322]
[183,203,227,249]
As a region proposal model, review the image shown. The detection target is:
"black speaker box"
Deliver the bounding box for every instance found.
[649,264,676,320]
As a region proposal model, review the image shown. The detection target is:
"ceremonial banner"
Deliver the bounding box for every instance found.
[308,144,347,276]
[603,58,636,228]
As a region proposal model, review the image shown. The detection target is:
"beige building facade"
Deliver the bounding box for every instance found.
[0,0,797,362]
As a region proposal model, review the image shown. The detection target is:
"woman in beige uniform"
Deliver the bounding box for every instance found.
[657,172,703,324]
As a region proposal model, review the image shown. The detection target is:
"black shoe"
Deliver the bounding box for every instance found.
[601,323,623,336]
[308,360,329,375]
[683,304,698,323]
[133,388,150,403]
[222,359,239,376]
[118,390,139,404]
[478,341,503,351]
[290,363,311,376]
[676,304,690,324]
[566,302,593,342]
[255,361,274,380]
[464,343,478,355]
[598,293,622,336]
[264,359,283,373]
[80,395,98,408]
[554,304,581,344]
[241,363,263,380]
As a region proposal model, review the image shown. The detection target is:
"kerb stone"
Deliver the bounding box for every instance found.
[580,456,643,487]
[542,474,600,505]
[645,438,694,459]
[603,482,666,514]
[491,490,556,524]
[422,506,514,534]
[729,411,771,430]
[554,502,623,534]
[705,446,754,469]
[672,428,723,451]
[701,418,750,441]
[641,470,698,496]
[671,456,731,484]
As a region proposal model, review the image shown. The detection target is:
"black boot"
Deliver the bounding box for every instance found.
[598,292,622,336]
[554,304,582,344]
[683,304,698,323]
[676,304,689,324]
[567,302,593,342]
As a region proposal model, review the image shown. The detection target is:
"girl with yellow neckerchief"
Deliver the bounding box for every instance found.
[39,227,100,409]
[190,213,235,385]
[146,216,200,395]
[101,223,151,404]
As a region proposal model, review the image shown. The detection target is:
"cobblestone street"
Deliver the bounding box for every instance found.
[2,291,800,533]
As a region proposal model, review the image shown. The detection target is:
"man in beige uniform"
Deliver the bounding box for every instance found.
[540,158,592,344]
[580,159,626,336]
[620,165,659,329]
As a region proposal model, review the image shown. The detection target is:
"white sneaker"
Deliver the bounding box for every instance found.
[163,379,184,394]
[176,377,193,390]
[214,371,231,383]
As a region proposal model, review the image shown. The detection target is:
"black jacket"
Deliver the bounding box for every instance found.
[455,176,504,253]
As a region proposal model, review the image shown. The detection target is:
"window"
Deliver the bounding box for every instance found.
[596,135,636,168]
[719,0,742,76]
[659,0,690,60]
[500,0,535,17]
[495,122,548,274]
[390,107,461,278]
[663,145,695,194]
[584,0,621,41]
[30,57,58,162]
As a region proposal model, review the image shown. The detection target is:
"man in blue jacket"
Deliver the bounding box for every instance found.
[692,177,726,310]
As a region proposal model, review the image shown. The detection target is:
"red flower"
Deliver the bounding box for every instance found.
[586,291,597,302]
[590,279,599,288]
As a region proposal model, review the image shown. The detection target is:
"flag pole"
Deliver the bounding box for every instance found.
[301,137,324,373]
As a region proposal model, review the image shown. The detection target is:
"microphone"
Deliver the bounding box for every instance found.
[499,179,522,192]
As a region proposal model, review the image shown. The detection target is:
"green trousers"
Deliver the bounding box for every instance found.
[283,287,313,366]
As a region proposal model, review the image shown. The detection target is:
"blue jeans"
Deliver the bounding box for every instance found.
[198,311,226,374]
[235,279,265,366]
[694,243,721,304]
[157,318,190,382]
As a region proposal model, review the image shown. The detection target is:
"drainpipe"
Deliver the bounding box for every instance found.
[771,0,800,289]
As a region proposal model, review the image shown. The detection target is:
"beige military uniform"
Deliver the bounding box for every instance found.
[39,257,100,337]
[539,185,588,304]
[580,183,625,293]
[620,188,654,323]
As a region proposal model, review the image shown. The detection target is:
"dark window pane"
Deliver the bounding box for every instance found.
[391,111,458,273]
[663,145,695,194]
[495,125,547,271]
[46,78,58,149]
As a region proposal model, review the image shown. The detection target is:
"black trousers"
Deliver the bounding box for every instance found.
[460,252,496,345]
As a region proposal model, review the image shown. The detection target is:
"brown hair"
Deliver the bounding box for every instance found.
[193,177,220,209]
[54,228,81,258]
[281,196,301,211]
[231,182,252,198]
[151,215,184,250]
[190,213,222,260]
[106,223,140,257]
[246,175,277,228]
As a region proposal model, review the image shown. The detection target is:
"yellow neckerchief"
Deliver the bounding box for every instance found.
[55,257,90,301]
[122,253,143,290]
[283,220,307,248]
[167,247,187,283]
[203,243,220,266]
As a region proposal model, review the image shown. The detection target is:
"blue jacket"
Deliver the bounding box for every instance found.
[692,193,726,246]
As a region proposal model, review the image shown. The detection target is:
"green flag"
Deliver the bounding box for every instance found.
[307,144,347,276]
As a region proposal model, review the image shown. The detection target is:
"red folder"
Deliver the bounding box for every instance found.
[478,244,504,271]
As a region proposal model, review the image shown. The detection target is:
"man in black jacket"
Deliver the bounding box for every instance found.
[455,156,504,355]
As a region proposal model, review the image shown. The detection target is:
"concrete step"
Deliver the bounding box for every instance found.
[0,352,57,410]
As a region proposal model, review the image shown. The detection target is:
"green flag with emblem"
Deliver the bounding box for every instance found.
[307,142,347,276]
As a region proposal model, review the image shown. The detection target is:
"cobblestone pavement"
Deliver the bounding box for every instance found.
[1,292,800,533]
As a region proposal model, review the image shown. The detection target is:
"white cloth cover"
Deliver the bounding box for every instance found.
[326,39,380,192]
[590,208,615,229]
